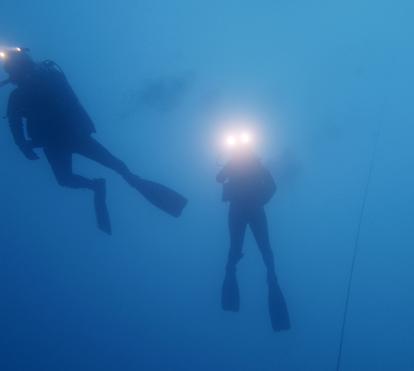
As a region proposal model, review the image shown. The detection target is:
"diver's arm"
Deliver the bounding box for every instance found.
[8,117,38,160]
[9,116,26,148]
[7,90,39,160]
[216,165,230,183]
[262,166,277,203]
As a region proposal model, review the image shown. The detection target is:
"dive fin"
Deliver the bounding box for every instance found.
[94,179,112,235]
[221,271,240,312]
[132,177,188,217]
[268,276,290,331]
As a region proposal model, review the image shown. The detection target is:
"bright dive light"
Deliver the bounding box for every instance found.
[226,135,236,147]
[240,131,251,144]
[0,47,24,61]
[224,130,254,150]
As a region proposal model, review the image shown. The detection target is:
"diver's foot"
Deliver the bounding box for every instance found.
[124,173,143,189]
[268,279,291,332]
[125,174,188,218]
[221,271,240,312]
[92,178,107,200]
[93,178,112,235]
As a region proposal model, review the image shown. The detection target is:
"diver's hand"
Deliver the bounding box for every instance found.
[21,145,39,160]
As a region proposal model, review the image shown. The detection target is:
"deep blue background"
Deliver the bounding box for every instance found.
[1,1,414,370]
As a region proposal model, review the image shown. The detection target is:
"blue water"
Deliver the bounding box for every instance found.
[1,1,414,370]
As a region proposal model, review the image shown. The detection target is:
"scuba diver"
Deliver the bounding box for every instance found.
[1,47,187,234]
[217,132,290,331]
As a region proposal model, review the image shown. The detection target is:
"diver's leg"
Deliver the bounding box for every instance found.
[249,208,290,331]
[44,146,111,234]
[44,146,95,189]
[75,136,136,182]
[249,208,276,277]
[75,135,187,217]
[222,207,247,312]
[226,207,247,272]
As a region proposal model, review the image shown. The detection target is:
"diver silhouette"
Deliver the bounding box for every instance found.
[2,48,187,234]
[217,148,290,331]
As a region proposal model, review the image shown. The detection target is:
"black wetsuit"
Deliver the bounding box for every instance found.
[217,157,277,276]
[217,156,290,330]
[6,61,131,189]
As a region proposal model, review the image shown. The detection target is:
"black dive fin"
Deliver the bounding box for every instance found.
[94,179,112,235]
[134,178,187,217]
[268,277,290,331]
[221,271,240,312]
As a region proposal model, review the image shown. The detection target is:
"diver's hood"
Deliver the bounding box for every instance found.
[1,47,33,85]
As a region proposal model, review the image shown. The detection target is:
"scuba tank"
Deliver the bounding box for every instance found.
[30,58,96,137]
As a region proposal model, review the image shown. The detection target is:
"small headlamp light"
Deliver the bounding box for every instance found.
[0,46,26,61]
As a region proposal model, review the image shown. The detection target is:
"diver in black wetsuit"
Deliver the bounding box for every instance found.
[217,147,290,331]
[1,48,187,234]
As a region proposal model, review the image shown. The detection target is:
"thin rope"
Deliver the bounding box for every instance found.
[335,107,386,371]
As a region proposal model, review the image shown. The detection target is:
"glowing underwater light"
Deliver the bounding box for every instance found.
[240,131,251,144]
[0,47,24,61]
[226,135,236,147]
[223,130,254,150]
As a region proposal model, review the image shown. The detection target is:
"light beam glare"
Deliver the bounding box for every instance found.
[240,131,251,144]
[226,135,236,147]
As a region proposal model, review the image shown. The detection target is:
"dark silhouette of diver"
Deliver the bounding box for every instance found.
[217,148,290,331]
[1,48,187,234]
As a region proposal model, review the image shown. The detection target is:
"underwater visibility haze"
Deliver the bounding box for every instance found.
[1,1,414,370]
